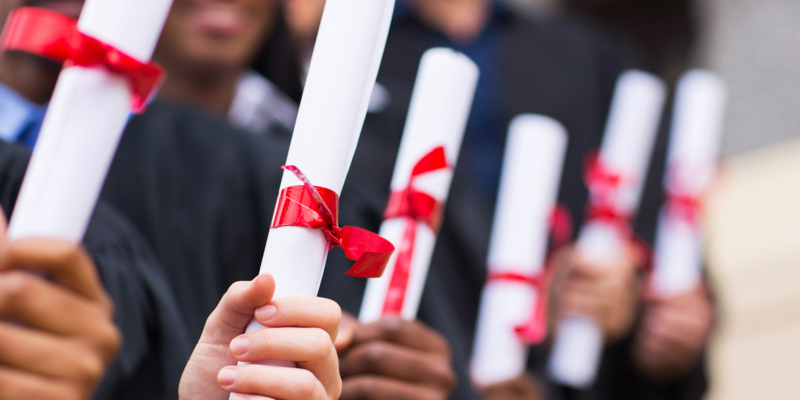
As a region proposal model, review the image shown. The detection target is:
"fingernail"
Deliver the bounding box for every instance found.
[218,367,237,387]
[256,304,278,322]
[230,336,249,356]
[230,395,246,400]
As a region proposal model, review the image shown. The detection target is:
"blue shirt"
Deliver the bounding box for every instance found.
[0,82,46,149]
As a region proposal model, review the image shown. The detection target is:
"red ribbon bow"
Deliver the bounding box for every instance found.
[380,146,450,315]
[271,166,395,279]
[487,270,553,345]
[584,150,632,236]
[0,7,165,113]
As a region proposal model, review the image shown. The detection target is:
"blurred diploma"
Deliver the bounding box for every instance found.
[359,48,479,323]
[650,71,726,298]
[470,115,568,387]
[548,70,667,388]
[234,0,396,383]
[6,0,173,242]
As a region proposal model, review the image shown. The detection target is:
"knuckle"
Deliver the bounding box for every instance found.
[360,342,387,369]
[0,272,34,302]
[75,353,105,384]
[309,328,334,357]
[378,316,404,341]
[294,369,320,398]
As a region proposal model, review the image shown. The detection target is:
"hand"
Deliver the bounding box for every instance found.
[632,284,713,382]
[551,245,640,343]
[482,373,543,400]
[178,274,342,400]
[337,313,456,400]
[0,234,120,400]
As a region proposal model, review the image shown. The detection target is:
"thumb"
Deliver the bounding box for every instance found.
[202,274,276,343]
[334,311,358,352]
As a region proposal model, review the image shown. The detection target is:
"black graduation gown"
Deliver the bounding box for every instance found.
[101,99,288,347]
[318,10,707,400]
[0,141,192,400]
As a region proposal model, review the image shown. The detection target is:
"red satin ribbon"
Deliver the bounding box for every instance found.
[271,166,395,279]
[487,270,552,345]
[0,7,165,113]
[380,146,450,315]
[583,150,632,236]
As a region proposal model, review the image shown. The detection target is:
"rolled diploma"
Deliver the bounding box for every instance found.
[650,70,726,297]
[241,0,394,340]
[548,70,667,388]
[7,0,173,242]
[359,48,479,323]
[469,115,568,387]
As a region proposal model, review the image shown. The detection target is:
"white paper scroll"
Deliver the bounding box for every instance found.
[243,0,395,335]
[469,115,568,387]
[548,70,667,388]
[7,0,173,242]
[650,70,726,297]
[358,48,479,323]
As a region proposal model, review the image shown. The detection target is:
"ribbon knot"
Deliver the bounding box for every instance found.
[0,7,166,113]
[487,271,553,345]
[271,166,395,279]
[380,146,450,315]
[584,150,632,235]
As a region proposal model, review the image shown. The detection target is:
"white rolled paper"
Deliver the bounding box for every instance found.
[650,70,726,297]
[7,0,173,242]
[241,0,394,347]
[469,115,568,387]
[548,70,667,388]
[358,48,479,323]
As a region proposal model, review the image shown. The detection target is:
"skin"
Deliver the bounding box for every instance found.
[632,284,713,383]
[179,274,342,400]
[408,0,491,43]
[482,374,544,400]
[154,0,280,116]
[335,313,457,400]
[0,0,84,104]
[550,245,641,344]
[0,211,121,400]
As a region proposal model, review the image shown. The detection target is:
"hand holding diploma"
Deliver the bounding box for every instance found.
[0,212,120,400]
[179,275,343,400]
[336,312,456,400]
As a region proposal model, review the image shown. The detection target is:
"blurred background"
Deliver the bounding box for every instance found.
[508,0,800,398]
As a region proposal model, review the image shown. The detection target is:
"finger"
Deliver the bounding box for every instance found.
[0,271,120,359]
[0,207,7,243]
[0,365,83,400]
[255,296,341,340]
[335,312,358,352]
[0,238,108,306]
[230,326,340,391]
[201,275,276,343]
[341,375,447,400]
[219,364,328,400]
[353,317,451,357]
[0,321,106,382]
[340,341,455,390]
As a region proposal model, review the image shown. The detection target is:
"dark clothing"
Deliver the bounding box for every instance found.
[0,141,192,400]
[319,9,706,400]
[101,100,288,347]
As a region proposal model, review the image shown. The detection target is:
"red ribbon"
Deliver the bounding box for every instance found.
[271,166,395,279]
[0,7,165,113]
[583,150,632,236]
[380,146,450,315]
[487,270,552,345]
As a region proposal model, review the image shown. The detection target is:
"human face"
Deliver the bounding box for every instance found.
[156,0,279,76]
[0,0,84,26]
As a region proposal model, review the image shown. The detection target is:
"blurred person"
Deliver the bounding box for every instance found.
[155,0,301,135]
[282,0,325,74]
[560,0,699,83]
[0,1,341,400]
[319,0,712,399]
